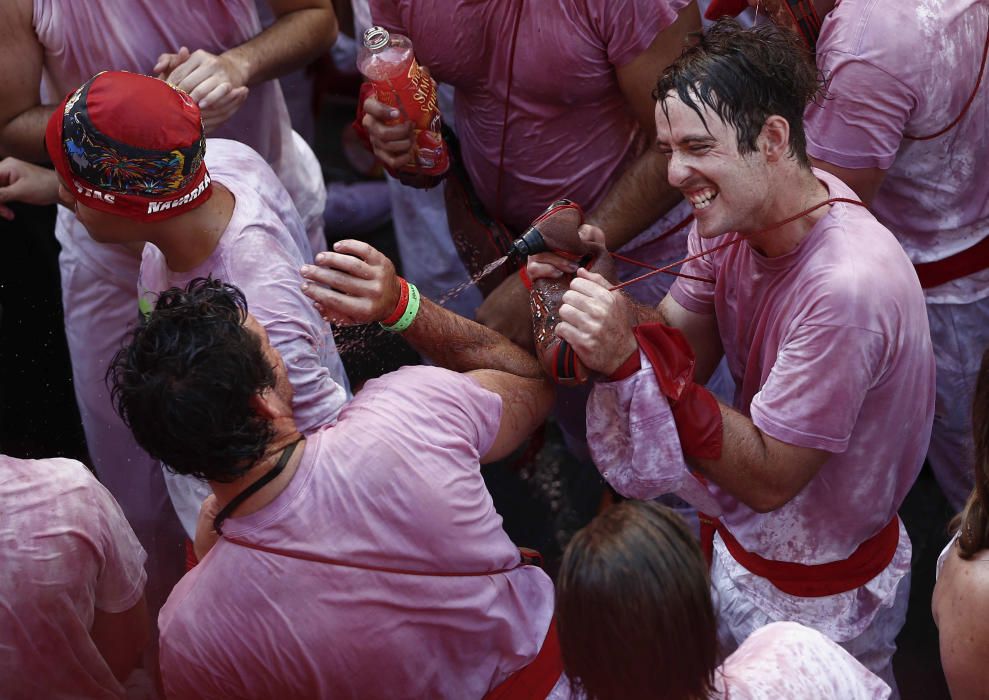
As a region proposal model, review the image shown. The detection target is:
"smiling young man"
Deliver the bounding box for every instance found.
[527,21,935,691]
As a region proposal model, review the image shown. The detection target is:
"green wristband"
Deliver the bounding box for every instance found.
[380,282,420,332]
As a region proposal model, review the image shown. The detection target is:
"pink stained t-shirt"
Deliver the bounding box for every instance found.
[668,169,935,563]
[803,0,989,304]
[712,622,891,699]
[139,138,349,437]
[158,366,556,700]
[0,455,147,700]
[33,0,325,278]
[369,0,690,233]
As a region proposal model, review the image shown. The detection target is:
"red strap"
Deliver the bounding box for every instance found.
[519,265,532,290]
[606,350,641,382]
[913,235,989,288]
[700,515,899,597]
[483,620,562,700]
[633,323,723,460]
[381,277,410,326]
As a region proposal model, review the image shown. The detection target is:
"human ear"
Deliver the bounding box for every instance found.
[249,389,279,420]
[759,115,791,163]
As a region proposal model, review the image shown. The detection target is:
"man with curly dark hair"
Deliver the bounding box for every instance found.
[526,20,935,691]
[109,277,563,699]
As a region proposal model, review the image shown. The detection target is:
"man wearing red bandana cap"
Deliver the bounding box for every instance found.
[0,0,337,636]
[46,69,350,550]
[707,0,989,516]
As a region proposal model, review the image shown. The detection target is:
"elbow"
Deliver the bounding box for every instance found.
[744,485,800,514]
[315,8,339,53]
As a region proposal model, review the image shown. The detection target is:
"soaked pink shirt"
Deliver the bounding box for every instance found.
[0,455,147,700]
[158,366,555,699]
[713,622,890,698]
[804,0,989,303]
[34,0,325,277]
[669,170,934,562]
[588,171,934,637]
[140,138,348,436]
[369,0,689,233]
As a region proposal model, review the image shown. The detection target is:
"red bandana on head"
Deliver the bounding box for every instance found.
[45,70,213,222]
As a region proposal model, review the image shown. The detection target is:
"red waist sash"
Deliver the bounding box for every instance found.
[699,515,899,598]
[914,235,989,289]
[483,620,562,700]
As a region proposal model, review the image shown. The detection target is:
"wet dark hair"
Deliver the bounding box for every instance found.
[654,18,823,166]
[951,348,989,558]
[556,501,718,700]
[108,277,275,482]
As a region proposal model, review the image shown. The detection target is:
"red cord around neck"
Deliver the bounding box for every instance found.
[607,197,866,291]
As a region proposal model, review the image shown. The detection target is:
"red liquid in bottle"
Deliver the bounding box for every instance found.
[357,26,449,175]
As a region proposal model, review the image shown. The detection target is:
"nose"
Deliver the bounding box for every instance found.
[665,150,690,189]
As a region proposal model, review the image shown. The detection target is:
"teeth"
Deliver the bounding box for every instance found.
[688,188,717,210]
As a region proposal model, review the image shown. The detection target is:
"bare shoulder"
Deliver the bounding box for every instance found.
[934,545,989,699]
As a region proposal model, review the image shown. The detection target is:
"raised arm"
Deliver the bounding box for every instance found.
[585,2,700,249]
[0,0,52,161]
[156,0,338,130]
[300,239,544,378]
[469,370,554,463]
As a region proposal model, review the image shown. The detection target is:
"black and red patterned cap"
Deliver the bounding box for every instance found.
[45,70,212,221]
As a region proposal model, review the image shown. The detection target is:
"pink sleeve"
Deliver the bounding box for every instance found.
[804,52,915,170]
[368,0,405,33]
[80,469,147,613]
[668,226,717,315]
[590,0,689,67]
[750,321,886,453]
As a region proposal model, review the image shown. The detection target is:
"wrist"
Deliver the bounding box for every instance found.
[223,48,252,88]
[380,277,408,326]
[380,280,421,333]
[606,347,641,382]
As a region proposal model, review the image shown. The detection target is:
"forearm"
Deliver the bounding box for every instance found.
[586,147,683,251]
[404,299,544,378]
[688,406,823,513]
[1,105,54,162]
[225,4,337,86]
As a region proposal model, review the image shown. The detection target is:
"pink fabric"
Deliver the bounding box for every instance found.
[0,455,147,700]
[369,0,689,233]
[34,0,326,252]
[158,366,555,699]
[668,170,934,563]
[585,170,932,641]
[713,622,891,699]
[139,138,349,537]
[32,0,326,616]
[803,0,989,304]
[140,139,348,435]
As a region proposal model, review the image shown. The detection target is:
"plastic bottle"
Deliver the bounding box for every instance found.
[357,26,449,176]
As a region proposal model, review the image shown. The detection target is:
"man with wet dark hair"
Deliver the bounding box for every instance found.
[109,277,565,699]
[527,20,935,690]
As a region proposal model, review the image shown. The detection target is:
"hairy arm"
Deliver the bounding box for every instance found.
[300,239,544,378]
[585,2,700,249]
[0,0,52,160]
[469,370,554,463]
[91,595,150,683]
[160,0,337,90]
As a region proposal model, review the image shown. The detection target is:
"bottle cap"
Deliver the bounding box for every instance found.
[363,26,391,51]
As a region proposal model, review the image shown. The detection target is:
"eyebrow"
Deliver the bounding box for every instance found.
[655,134,717,148]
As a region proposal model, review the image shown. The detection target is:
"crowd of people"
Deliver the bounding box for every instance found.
[0,0,986,698]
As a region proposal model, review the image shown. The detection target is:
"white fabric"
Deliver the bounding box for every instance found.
[712,534,911,696]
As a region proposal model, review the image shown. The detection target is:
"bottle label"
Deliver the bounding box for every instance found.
[373,58,449,175]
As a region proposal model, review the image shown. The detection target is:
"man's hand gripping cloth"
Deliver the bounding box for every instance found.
[586,340,723,516]
[528,199,618,385]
